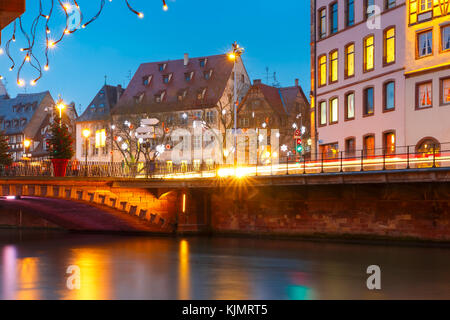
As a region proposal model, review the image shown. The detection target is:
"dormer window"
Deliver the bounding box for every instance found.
[204,69,213,80]
[197,88,207,100]
[158,63,167,72]
[177,89,188,102]
[163,73,173,84]
[143,75,152,86]
[99,90,105,97]
[155,91,166,103]
[199,58,207,68]
[185,72,194,82]
[134,93,145,104]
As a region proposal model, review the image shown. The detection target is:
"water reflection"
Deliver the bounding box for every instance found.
[0,231,448,300]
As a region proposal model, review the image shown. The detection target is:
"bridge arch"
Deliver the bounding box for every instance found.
[0,180,179,233]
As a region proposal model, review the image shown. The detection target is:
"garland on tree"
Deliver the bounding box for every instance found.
[48,116,74,159]
[0,131,12,166]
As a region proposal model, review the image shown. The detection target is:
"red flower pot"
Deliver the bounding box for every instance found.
[51,159,69,177]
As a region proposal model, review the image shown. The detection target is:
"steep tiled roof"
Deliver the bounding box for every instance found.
[112,54,235,115]
[239,82,310,116]
[77,85,125,122]
[0,91,51,135]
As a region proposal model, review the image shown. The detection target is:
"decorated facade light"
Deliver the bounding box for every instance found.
[3,0,170,87]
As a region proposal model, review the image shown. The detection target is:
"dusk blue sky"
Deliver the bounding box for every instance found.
[0,0,310,115]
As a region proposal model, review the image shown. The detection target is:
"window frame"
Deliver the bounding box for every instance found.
[363,34,375,72]
[363,134,376,157]
[385,0,396,10]
[318,54,327,87]
[416,29,433,59]
[364,0,375,20]
[383,80,396,112]
[329,49,339,84]
[383,26,396,66]
[329,96,339,125]
[345,136,356,157]
[345,0,355,27]
[440,25,450,53]
[363,86,375,117]
[383,130,396,155]
[345,91,355,121]
[329,2,338,35]
[318,7,327,39]
[345,42,355,79]
[439,77,450,107]
[415,80,433,110]
[318,100,327,127]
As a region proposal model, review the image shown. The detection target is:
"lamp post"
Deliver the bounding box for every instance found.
[23,139,31,160]
[228,41,244,166]
[82,128,91,176]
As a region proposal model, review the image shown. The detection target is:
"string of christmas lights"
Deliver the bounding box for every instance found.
[0,0,170,87]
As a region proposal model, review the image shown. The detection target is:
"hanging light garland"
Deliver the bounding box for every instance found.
[0,0,169,86]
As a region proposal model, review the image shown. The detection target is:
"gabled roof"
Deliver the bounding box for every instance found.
[112,54,235,115]
[0,91,51,135]
[239,82,310,116]
[77,85,125,122]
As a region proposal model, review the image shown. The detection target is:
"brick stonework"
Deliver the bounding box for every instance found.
[210,183,450,241]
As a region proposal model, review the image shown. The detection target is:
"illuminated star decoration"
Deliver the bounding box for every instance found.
[1,0,170,86]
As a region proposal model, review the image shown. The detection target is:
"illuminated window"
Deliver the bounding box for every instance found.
[95,129,106,148]
[384,81,395,111]
[330,2,338,34]
[417,30,432,57]
[345,92,355,120]
[319,101,327,125]
[442,26,450,52]
[419,0,432,12]
[318,55,327,86]
[329,97,338,124]
[363,87,374,115]
[319,8,327,39]
[364,135,375,157]
[416,81,432,108]
[181,160,188,172]
[320,143,339,159]
[346,0,355,27]
[345,43,355,77]
[441,78,450,105]
[364,35,375,71]
[166,161,173,173]
[384,27,396,64]
[384,132,396,155]
[329,50,338,83]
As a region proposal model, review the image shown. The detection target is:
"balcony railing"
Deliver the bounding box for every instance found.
[0,143,449,179]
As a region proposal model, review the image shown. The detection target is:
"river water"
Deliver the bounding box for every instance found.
[0,230,448,300]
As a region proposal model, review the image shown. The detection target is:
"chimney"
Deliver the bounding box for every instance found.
[295,79,299,87]
[253,79,262,85]
[184,53,189,66]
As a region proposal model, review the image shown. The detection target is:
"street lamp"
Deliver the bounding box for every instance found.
[23,139,31,159]
[82,129,91,176]
[228,41,244,165]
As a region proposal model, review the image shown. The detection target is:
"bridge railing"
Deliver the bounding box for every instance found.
[0,142,449,178]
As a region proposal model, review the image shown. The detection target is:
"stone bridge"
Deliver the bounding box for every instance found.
[0,168,449,241]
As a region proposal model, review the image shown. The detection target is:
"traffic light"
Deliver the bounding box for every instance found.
[296,138,303,154]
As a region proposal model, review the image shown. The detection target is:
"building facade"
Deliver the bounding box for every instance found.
[111,53,251,166]
[75,85,125,162]
[312,0,407,159]
[0,88,56,161]
[404,1,450,153]
[237,79,311,162]
[311,0,449,159]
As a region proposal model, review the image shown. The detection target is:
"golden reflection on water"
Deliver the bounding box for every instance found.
[63,249,110,300]
[178,239,190,300]
[17,257,40,300]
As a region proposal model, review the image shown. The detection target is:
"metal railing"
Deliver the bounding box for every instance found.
[0,143,449,179]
